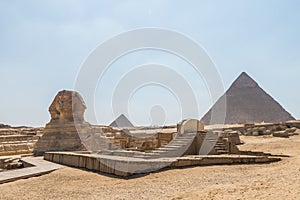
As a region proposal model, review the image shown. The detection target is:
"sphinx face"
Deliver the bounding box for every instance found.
[49,90,86,122]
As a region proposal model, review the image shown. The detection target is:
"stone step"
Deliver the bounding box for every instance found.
[170,141,191,144]
[167,143,185,147]
[204,140,218,143]
[216,141,225,144]
[168,144,187,147]
[178,133,197,137]
[214,147,226,150]
[157,147,178,151]
[133,155,153,159]
[173,138,195,141]
[177,136,197,139]
[216,150,229,154]
[175,141,195,144]
[151,150,168,154]
[215,144,226,147]
[204,138,218,141]
[175,138,194,140]
[214,144,226,147]
[1,140,37,145]
[143,152,160,156]
[163,145,184,148]
[99,152,113,155]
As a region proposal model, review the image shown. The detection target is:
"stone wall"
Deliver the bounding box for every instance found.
[0,127,42,156]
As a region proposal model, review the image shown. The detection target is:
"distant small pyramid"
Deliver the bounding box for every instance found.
[201,72,295,124]
[109,114,134,128]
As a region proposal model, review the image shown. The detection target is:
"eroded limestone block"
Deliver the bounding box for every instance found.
[273,131,289,138]
[252,131,259,136]
[0,156,23,170]
[178,119,204,134]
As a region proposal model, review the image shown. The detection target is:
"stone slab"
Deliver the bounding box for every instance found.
[0,156,63,184]
[44,151,281,177]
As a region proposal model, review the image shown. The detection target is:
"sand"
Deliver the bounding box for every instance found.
[0,134,299,200]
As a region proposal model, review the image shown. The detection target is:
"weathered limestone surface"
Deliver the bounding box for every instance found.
[213,122,299,138]
[41,118,280,177]
[286,120,300,129]
[0,127,42,156]
[44,152,280,177]
[34,90,89,156]
[0,156,23,170]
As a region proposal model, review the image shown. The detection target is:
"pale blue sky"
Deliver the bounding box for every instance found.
[0,0,299,127]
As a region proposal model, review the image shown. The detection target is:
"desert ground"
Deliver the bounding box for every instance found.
[0,134,299,200]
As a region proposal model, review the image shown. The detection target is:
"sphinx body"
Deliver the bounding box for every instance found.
[33,90,89,156]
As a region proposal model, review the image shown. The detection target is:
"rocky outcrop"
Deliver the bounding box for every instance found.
[33,90,89,156]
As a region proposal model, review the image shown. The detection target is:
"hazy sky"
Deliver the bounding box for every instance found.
[0,0,299,127]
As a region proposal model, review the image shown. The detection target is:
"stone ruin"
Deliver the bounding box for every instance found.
[1,87,294,167]
[32,90,178,155]
[3,73,298,159]
[0,126,42,156]
[44,118,281,177]
[34,90,295,157]
[0,82,298,178]
[33,90,89,156]
[16,88,298,178]
[6,89,291,177]
[212,122,299,138]
[32,90,244,157]
[0,156,23,171]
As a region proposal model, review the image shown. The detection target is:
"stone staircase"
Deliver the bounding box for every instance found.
[198,131,229,155]
[149,132,197,158]
[98,132,197,159]
[214,140,229,154]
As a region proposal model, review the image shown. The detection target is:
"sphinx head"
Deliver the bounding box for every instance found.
[49,90,86,123]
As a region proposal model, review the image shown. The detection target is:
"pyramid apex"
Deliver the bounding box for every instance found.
[239,71,252,78]
[231,72,258,88]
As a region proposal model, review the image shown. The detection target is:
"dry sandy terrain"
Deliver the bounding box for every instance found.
[0,134,299,200]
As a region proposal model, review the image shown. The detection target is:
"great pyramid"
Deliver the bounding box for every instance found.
[201,72,295,124]
[109,114,134,128]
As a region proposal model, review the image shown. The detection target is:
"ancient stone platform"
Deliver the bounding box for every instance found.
[44,151,280,177]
